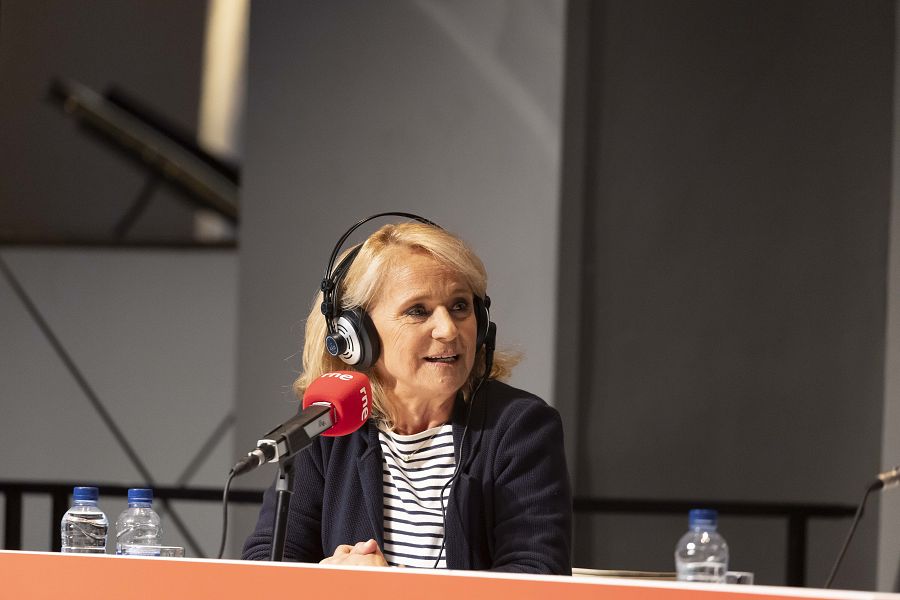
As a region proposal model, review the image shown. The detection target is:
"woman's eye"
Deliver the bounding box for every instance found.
[452,302,469,312]
[406,306,427,317]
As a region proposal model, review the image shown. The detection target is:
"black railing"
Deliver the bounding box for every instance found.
[573,496,857,587]
[1,481,854,587]
[0,481,264,555]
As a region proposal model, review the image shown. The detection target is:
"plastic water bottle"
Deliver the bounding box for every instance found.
[61,486,108,553]
[674,508,729,583]
[115,488,162,555]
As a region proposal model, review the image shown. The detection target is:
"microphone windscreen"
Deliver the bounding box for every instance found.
[302,371,371,436]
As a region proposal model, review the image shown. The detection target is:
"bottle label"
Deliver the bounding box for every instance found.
[676,561,727,583]
[117,544,162,557]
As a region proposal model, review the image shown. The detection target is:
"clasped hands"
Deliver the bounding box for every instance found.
[320,539,389,567]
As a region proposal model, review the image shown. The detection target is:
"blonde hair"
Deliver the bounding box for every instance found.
[293,222,519,427]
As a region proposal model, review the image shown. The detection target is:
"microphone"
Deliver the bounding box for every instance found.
[232,371,371,476]
[875,465,900,491]
[824,463,900,588]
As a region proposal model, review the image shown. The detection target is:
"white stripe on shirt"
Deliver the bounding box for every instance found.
[378,423,454,568]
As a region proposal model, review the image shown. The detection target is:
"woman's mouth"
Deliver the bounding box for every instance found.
[424,354,459,364]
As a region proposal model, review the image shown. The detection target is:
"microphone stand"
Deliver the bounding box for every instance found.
[236,403,333,561]
[270,457,295,562]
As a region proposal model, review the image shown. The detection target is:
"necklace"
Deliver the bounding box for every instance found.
[401,426,445,461]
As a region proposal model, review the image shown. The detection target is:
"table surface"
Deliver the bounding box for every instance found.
[2,550,898,600]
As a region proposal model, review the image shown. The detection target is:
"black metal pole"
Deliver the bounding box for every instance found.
[270,459,294,562]
[51,489,69,552]
[4,490,22,550]
[786,514,807,587]
[113,173,160,239]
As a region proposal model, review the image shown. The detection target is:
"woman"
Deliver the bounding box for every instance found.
[242,220,571,573]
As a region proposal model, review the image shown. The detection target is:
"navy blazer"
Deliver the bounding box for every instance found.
[242,379,572,574]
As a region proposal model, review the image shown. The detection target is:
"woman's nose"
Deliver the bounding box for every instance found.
[431,307,458,340]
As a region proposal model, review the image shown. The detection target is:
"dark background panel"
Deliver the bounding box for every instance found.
[0,0,206,242]
[563,0,893,589]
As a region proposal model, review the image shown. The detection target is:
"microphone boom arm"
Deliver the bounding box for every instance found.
[231,403,334,477]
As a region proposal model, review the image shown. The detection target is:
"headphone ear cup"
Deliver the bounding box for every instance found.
[474,295,491,349]
[334,307,381,370]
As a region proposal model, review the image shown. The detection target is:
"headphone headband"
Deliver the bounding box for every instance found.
[323,212,440,286]
[321,213,438,332]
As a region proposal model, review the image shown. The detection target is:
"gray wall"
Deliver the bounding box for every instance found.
[0,248,237,557]
[558,0,894,589]
[232,0,565,546]
[0,0,241,558]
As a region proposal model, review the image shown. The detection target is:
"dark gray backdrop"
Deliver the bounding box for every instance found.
[0,0,205,241]
[556,0,894,589]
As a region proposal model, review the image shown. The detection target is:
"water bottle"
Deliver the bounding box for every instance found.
[60,486,108,553]
[674,508,729,583]
[115,488,162,555]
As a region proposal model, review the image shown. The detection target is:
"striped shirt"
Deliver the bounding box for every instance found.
[377,422,455,568]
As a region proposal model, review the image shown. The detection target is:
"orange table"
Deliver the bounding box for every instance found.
[1,550,897,600]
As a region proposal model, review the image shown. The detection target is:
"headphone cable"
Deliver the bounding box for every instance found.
[432,328,495,569]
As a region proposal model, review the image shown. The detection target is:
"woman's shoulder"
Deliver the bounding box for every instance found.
[479,379,560,419]
[473,379,565,455]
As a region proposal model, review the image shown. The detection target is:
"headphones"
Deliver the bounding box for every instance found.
[320,212,493,371]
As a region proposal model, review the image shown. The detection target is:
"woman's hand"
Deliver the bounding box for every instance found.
[320,539,389,567]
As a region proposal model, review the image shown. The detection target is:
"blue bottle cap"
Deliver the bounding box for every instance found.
[127,488,153,504]
[689,508,718,527]
[73,486,99,502]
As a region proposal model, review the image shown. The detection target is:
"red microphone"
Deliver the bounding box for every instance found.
[301,371,371,436]
[232,371,371,475]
